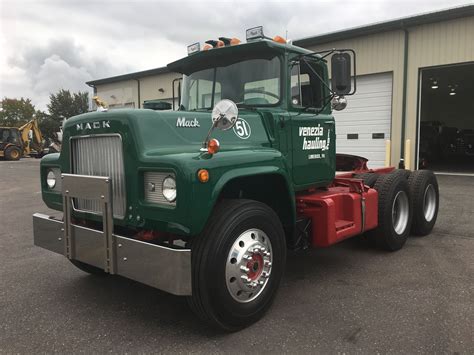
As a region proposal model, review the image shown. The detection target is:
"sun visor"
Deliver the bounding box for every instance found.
[167,40,282,75]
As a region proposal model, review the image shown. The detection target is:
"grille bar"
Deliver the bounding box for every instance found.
[71,135,126,218]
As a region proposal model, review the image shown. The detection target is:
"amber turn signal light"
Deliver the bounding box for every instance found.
[197,169,209,183]
[273,35,286,44]
[207,138,220,154]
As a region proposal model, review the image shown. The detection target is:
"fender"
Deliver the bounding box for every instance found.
[189,164,296,236]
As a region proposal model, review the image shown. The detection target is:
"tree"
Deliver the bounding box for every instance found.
[35,111,59,142]
[47,89,89,123]
[0,98,36,126]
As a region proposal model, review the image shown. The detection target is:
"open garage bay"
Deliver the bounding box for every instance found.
[419,62,474,174]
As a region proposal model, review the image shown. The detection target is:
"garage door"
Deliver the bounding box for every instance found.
[334,72,392,168]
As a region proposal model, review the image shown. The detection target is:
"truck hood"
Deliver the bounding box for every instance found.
[64,109,271,156]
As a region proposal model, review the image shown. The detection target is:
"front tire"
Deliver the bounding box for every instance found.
[5,146,21,161]
[188,199,286,331]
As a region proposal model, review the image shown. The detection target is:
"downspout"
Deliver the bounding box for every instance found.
[399,26,409,169]
[135,79,141,108]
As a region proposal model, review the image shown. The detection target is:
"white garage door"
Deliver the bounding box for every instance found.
[334,72,392,168]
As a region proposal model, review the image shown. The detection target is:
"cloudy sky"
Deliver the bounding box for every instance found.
[1,0,472,111]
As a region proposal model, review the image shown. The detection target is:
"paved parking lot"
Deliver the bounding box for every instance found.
[1,159,473,353]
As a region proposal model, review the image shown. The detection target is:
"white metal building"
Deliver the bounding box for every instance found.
[87,5,474,172]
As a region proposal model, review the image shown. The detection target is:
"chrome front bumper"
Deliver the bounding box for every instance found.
[33,174,191,296]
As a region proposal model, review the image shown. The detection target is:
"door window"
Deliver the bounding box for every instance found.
[291,60,325,108]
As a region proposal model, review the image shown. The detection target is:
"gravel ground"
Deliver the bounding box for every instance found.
[0,159,473,354]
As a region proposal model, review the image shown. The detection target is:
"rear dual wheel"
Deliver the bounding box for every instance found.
[188,199,286,331]
[408,170,439,236]
[369,174,412,251]
[354,172,379,187]
[369,170,439,250]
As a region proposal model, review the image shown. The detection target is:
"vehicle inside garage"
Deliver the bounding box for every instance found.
[419,63,474,173]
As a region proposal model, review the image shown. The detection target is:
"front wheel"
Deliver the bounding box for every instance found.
[5,146,21,161]
[187,199,286,331]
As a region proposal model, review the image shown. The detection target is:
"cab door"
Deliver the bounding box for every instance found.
[289,60,336,187]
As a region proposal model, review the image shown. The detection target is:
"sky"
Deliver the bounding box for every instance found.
[1,0,473,111]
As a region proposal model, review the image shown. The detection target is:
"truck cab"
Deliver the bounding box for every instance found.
[33,27,439,331]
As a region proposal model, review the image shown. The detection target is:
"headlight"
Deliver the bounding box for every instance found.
[162,176,177,202]
[46,170,56,189]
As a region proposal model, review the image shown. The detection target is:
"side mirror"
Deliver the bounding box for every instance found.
[331,96,347,111]
[331,53,352,95]
[212,99,238,130]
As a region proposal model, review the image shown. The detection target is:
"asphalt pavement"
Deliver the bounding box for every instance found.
[1,159,473,353]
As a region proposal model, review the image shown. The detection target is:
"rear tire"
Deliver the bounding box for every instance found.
[369,174,412,251]
[5,146,21,161]
[390,169,411,179]
[187,199,286,331]
[70,260,106,275]
[408,170,439,236]
[354,172,379,188]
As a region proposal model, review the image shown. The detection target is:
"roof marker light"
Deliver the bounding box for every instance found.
[230,38,241,45]
[187,42,200,55]
[246,26,265,41]
[273,35,286,44]
[205,40,218,48]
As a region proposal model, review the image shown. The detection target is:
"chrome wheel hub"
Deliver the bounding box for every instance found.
[423,184,436,222]
[225,229,273,303]
[392,190,410,235]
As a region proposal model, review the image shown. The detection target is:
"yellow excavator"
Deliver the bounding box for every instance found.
[0,119,45,160]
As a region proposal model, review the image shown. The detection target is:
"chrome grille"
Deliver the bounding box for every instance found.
[71,135,126,218]
[144,172,176,206]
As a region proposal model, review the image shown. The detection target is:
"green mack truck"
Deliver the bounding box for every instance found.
[33,27,439,331]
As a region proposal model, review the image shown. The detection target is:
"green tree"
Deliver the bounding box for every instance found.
[0,97,36,126]
[36,111,60,141]
[47,89,89,123]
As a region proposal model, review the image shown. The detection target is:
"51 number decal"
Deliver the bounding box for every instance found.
[233,118,251,139]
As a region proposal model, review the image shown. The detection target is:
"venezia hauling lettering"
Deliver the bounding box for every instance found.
[299,125,328,151]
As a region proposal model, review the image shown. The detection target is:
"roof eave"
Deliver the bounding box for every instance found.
[86,66,171,86]
[294,5,474,47]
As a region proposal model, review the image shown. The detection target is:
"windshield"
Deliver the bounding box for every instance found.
[181,57,281,110]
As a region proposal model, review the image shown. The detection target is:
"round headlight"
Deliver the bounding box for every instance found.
[162,176,176,202]
[46,170,56,189]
